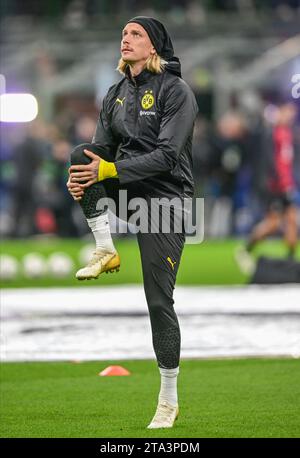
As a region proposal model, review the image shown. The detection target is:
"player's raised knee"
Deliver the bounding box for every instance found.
[70,143,93,166]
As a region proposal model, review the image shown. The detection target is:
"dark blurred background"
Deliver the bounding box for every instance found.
[1,0,300,240]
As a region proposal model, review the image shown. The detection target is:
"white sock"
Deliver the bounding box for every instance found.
[87,213,116,253]
[158,367,179,407]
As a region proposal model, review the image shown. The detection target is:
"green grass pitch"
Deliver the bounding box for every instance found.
[1,238,299,288]
[1,358,299,438]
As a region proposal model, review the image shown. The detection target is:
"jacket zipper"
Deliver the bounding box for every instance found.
[134,84,139,138]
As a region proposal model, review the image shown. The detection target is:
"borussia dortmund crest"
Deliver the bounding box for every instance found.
[141,90,155,110]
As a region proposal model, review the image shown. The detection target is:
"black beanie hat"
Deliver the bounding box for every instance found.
[127,16,174,60]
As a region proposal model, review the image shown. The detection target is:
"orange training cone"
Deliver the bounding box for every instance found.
[98,365,131,376]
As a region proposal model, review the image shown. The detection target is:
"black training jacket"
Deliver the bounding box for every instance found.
[92,61,198,198]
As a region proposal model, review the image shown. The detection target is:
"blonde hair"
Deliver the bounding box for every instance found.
[117,53,167,75]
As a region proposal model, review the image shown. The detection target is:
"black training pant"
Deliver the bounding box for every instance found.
[71,143,185,369]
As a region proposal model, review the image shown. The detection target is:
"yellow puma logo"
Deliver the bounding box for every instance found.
[167,256,176,270]
[115,97,126,106]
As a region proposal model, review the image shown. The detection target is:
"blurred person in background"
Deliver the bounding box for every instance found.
[203,110,249,237]
[10,120,50,238]
[67,16,198,429]
[71,115,97,145]
[236,100,299,273]
[43,139,79,237]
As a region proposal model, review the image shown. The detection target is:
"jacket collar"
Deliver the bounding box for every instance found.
[125,66,156,86]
